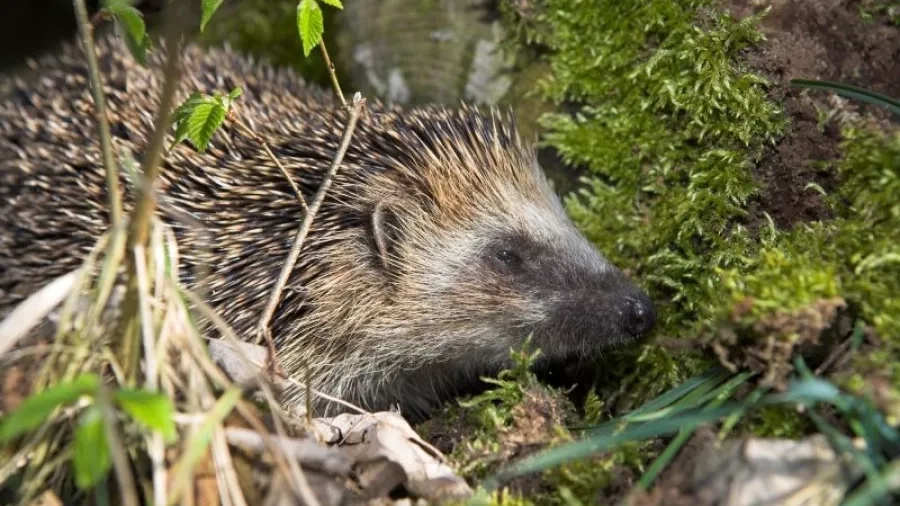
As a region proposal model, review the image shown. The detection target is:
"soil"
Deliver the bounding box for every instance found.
[727,0,900,230]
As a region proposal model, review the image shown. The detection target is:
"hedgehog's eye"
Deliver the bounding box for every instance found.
[494,249,522,267]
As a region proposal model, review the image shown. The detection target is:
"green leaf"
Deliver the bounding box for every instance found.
[790,79,900,117]
[121,27,149,66]
[188,101,227,153]
[103,0,149,65]
[483,403,747,490]
[105,2,145,43]
[72,406,112,490]
[200,0,225,32]
[318,0,344,7]
[227,86,243,101]
[297,0,324,57]
[0,374,99,442]
[114,388,177,442]
[169,93,229,153]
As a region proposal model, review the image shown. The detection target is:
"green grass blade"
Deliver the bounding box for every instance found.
[841,458,900,506]
[483,403,747,490]
[637,371,754,489]
[790,79,900,116]
[582,367,729,435]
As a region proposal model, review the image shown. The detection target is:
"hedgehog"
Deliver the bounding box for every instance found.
[0,37,656,418]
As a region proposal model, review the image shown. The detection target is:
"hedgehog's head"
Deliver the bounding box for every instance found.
[362,105,655,375]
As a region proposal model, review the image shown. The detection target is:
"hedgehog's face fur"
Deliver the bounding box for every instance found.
[346,106,656,413]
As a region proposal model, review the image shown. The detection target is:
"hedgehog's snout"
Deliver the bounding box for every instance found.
[622,289,656,338]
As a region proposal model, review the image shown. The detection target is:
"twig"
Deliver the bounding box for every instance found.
[72,0,122,227]
[0,271,77,358]
[318,41,346,108]
[230,116,308,212]
[223,427,350,475]
[255,93,365,361]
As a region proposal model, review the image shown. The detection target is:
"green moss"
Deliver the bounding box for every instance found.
[442,341,654,504]
[742,405,814,439]
[501,0,899,391]
[518,2,784,340]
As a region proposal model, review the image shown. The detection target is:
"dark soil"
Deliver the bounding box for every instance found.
[727,0,900,230]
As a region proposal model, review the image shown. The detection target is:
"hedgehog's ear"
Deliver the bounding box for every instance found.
[370,198,403,274]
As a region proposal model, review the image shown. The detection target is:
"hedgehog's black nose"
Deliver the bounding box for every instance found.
[623,293,656,337]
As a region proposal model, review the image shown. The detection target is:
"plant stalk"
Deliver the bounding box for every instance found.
[72,0,123,227]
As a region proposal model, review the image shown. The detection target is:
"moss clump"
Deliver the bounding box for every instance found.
[510,0,785,338]
[438,343,653,504]
[501,0,899,402]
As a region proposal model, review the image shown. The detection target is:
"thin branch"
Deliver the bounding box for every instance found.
[255,93,365,351]
[128,17,187,250]
[318,40,346,108]
[223,427,349,475]
[231,117,308,212]
[72,0,122,227]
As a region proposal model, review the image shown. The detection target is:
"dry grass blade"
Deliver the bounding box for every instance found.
[133,244,167,506]
[255,92,366,355]
[0,271,77,358]
[97,385,139,506]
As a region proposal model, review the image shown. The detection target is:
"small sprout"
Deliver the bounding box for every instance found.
[170,87,243,153]
[804,182,827,196]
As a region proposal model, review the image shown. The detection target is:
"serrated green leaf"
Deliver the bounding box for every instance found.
[200,0,225,32]
[103,0,148,64]
[72,406,112,490]
[105,3,145,44]
[297,0,324,57]
[228,87,243,101]
[170,93,227,152]
[318,0,344,8]
[0,374,99,442]
[114,388,177,442]
[185,101,227,153]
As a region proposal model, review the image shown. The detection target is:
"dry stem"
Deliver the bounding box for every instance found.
[72,0,122,227]
[255,93,365,358]
[319,41,346,108]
